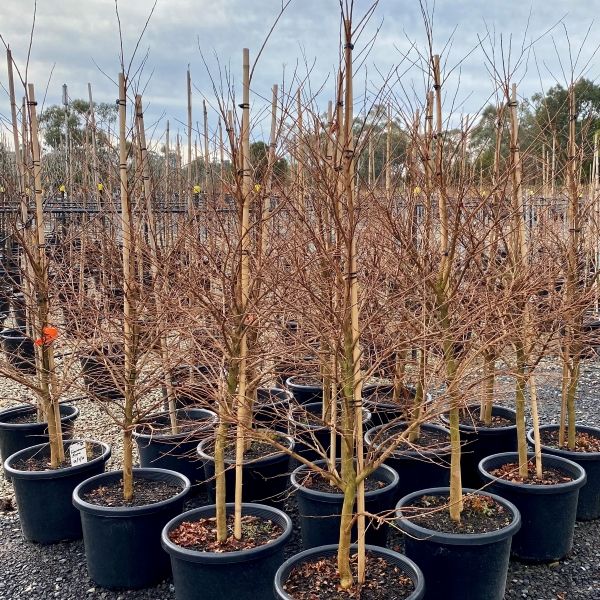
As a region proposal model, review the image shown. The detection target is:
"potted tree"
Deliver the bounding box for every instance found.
[72,73,191,590]
[161,41,294,600]
[1,56,107,545]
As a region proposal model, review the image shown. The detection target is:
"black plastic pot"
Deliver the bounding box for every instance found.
[11,292,26,329]
[80,345,124,400]
[286,375,323,405]
[254,387,295,432]
[364,422,451,501]
[0,284,11,314]
[162,503,292,600]
[0,403,79,474]
[274,544,425,600]
[133,408,217,486]
[478,452,586,561]
[1,327,35,373]
[171,363,222,409]
[396,487,520,600]
[292,460,399,549]
[4,440,110,543]
[363,383,415,426]
[440,404,517,488]
[73,468,191,589]
[289,401,372,462]
[527,425,600,521]
[198,435,294,506]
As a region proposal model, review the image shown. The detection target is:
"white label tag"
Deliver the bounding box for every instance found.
[69,442,88,466]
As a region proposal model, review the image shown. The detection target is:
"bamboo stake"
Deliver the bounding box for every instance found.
[118,73,135,502]
[508,83,531,479]
[187,69,192,210]
[203,100,210,194]
[135,94,178,434]
[233,47,252,541]
[385,104,391,201]
[432,54,462,520]
[28,83,64,465]
[561,84,580,451]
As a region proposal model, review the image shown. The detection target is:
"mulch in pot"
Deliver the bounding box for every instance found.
[402,493,512,535]
[12,443,103,471]
[458,413,515,428]
[0,410,39,425]
[168,514,283,552]
[219,438,287,461]
[539,429,600,453]
[299,471,385,494]
[283,551,415,600]
[81,476,182,507]
[490,461,574,485]
[380,427,448,451]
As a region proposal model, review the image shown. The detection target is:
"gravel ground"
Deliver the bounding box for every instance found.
[0,358,599,599]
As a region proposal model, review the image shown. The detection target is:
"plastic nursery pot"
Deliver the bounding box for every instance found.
[162,502,292,600]
[198,435,294,506]
[10,292,26,329]
[362,383,416,427]
[73,468,191,589]
[0,403,79,474]
[133,408,217,486]
[291,460,399,549]
[527,425,600,521]
[274,544,425,600]
[285,375,323,405]
[478,452,586,562]
[396,487,520,600]
[1,327,35,373]
[364,422,451,502]
[289,402,372,462]
[4,440,110,543]
[254,387,295,432]
[171,364,222,409]
[440,404,517,488]
[79,345,124,401]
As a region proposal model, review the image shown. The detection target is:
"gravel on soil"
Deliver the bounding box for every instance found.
[0,357,599,599]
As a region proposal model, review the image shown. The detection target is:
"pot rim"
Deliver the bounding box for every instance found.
[133,408,218,442]
[527,424,600,460]
[289,401,372,431]
[197,434,294,466]
[256,386,294,402]
[285,375,324,391]
[273,543,425,600]
[0,403,80,429]
[396,486,521,546]
[478,452,587,494]
[161,502,293,564]
[364,421,451,457]
[72,467,191,517]
[291,459,399,502]
[440,404,517,433]
[4,439,111,480]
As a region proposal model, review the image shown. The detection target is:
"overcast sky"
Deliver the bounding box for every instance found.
[1,0,598,150]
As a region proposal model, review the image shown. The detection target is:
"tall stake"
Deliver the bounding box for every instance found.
[233,47,252,540]
[119,73,135,501]
[136,95,177,434]
[187,69,192,210]
[203,100,210,194]
[509,83,533,478]
[28,83,64,465]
